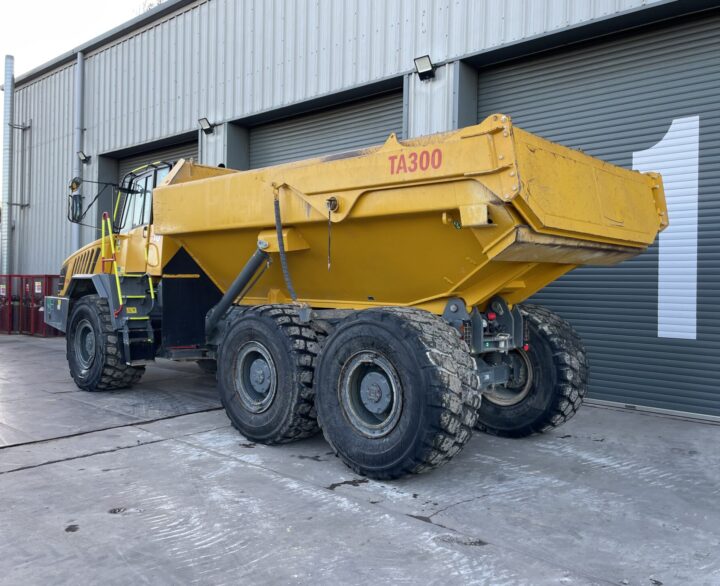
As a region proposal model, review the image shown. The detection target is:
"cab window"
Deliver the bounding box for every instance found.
[119,174,152,234]
[116,164,171,234]
[156,167,170,185]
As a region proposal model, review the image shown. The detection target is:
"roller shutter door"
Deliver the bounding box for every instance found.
[249,92,403,169]
[117,141,198,182]
[476,14,720,417]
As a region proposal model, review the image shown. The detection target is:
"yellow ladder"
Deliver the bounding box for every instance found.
[100,212,155,318]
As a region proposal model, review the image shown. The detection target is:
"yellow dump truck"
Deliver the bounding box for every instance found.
[46,114,667,479]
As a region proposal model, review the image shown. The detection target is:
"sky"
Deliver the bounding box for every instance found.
[1,0,154,194]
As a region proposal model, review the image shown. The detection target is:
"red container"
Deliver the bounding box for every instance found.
[19,277,32,334]
[0,275,11,334]
[0,274,62,337]
[9,276,21,334]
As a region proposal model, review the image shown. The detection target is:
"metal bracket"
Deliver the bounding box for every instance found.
[441,297,470,324]
[474,359,511,388]
[441,295,523,355]
[485,296,523,353]
[297,305,312,323]
[441,297,486,354]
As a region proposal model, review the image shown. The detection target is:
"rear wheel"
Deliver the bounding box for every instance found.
[315,307,480,480]
[476,304,587,437]
[66,295,145,391]
[217,305,322,444]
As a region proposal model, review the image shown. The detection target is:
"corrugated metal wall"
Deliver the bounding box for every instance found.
[248,92,403,168]
[81,0,663,156]
[8,0,666,273]
[476,13,720,416]
[10,65,80,274]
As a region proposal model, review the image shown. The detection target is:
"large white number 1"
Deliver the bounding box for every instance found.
[633,116,700,340]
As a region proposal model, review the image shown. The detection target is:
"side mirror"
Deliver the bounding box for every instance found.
[68,177,83,224]
[66,176,125,226]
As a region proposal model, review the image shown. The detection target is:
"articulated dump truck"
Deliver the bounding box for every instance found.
[46,114,667,479]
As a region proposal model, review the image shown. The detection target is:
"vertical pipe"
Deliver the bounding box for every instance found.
[71,51,84,252]
[1,55,14,275]
[24,119,31,208]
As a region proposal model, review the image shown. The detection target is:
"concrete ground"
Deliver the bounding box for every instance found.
[0,335,718,585]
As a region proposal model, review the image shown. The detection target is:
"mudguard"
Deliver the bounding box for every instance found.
[43,274,122,332]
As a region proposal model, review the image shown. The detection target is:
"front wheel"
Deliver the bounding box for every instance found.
[66,295,145,391]
[476,304,588,437]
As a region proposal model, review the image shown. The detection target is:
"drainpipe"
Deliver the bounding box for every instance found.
[71,51,84,252]
[1,55,14,275]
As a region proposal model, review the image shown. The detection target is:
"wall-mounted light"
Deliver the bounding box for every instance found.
[198,117,215,134]
[414,55,436,81]
[77,150,91,164]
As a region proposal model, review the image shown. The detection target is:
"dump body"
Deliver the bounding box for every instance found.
[154,114,667,314]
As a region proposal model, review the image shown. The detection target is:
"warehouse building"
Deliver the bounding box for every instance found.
[1,0,718,418]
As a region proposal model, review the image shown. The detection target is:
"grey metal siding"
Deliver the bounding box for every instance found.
[27,0,666,157]
[248,92,403,168]
[476,14,720,416]
[10,65,77,274]
[117,141,199,181]
[99,0,669,150]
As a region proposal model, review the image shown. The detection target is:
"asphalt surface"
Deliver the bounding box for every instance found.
[1,334,719,585]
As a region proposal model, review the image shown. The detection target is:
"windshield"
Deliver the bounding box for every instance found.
[115,162,172,234]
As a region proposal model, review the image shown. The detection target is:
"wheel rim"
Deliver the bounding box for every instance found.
[339,351,403,438]
[483,349,534,406]
[233,341,277,414]
[74,319,97,371]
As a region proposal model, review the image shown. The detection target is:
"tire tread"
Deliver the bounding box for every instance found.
[320,307,481,478]
[221,304,324,444]
[67,295,145,391]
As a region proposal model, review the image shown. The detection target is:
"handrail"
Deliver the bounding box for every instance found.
[147,273,155,300]
[100,211,124,317]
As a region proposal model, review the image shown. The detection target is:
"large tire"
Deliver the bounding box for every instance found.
[476,304,588,437]
[66,295,145,391]
[314,307,481,480]
[217,305,322,444]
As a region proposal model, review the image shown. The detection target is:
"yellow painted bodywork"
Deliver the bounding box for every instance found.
[152,114,666,313]
[62,114,667,314]
[58,224,179,296]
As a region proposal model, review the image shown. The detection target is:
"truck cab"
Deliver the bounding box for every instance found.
[46,159,227,391]
[55,161,174,298]
[45,162,182,386]
[113,162,175,277]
